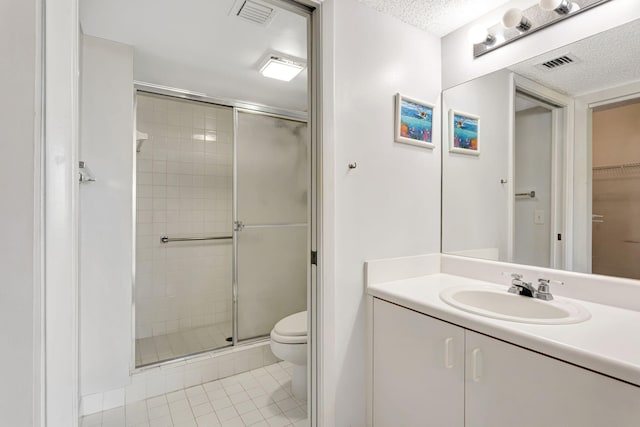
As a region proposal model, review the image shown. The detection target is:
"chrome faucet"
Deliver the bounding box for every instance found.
[507,273,536,297]
[505,273,564,300]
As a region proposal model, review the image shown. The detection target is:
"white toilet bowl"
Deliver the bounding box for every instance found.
[270,311,307,400]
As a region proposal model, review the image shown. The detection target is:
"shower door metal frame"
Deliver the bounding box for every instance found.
[133,81,308,122]
[131,86,309,366]
[231,108,310,346]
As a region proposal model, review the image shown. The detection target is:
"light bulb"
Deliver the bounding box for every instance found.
[467,26,495,45]
[502,8,532,32]
[539,0,573,14]
[540,0,563,10]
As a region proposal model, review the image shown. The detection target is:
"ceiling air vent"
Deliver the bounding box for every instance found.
[235,0,276,26]
[535,54,581,71]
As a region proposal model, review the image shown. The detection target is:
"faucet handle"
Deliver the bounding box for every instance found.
[536,278,564,300]
[537,278,564,287]
[502,272,523,280]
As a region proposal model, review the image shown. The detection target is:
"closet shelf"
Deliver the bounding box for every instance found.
[593,162,640,175]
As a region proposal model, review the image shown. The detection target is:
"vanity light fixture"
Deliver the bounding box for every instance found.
[471,0,612,58]
[539,0,578,14]
[467,26,496,46]
[502,8,531,32]
[259,55,305,82]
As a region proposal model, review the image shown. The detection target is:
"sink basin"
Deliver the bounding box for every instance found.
[440,285,591,324]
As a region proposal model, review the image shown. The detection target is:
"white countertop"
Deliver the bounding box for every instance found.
[368,273,640,387]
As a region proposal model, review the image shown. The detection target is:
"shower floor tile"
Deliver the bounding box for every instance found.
[80,361,307,427]
[136,321,232,366]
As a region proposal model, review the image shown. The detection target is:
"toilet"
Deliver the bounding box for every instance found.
[270,310,307,400]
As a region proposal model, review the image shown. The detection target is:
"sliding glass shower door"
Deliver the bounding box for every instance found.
[234,111,308,341]
[134,93,234,366]
[135,98,308,365]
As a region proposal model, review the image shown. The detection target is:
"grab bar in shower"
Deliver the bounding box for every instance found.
[160,235,232,244]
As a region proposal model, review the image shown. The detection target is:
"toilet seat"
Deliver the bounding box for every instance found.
[271,311,307,344]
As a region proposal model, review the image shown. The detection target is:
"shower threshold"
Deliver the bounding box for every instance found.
[135,321,271,369]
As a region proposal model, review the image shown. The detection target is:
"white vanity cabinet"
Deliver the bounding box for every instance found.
[372,298,640,427]
[373,299,464,427]
[465,331,640,427]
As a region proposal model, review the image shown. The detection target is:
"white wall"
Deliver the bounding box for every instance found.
[329,0,442,424]
[514,107,552,267]
[442,69,512,261]
[442,0,640,89]
[0,0,39,424]
[79,35,133,396]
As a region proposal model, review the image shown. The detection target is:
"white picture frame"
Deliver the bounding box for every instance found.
[395,93,436,149]
[449,109,480,156]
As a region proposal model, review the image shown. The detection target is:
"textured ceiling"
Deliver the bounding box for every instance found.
[358,0,515,36]
[510,19,640,97]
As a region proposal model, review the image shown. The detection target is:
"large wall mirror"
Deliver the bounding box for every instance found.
[442,18,640,280]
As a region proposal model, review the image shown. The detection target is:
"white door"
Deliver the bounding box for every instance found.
[465,330,640,427]
[373,299,464,427]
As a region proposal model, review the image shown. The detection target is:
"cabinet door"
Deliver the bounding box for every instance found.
[465,330,640,427]
[373,299,464,427]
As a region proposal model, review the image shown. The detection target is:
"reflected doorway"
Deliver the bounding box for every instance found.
[591,98,640,279]
[513,91,564,268]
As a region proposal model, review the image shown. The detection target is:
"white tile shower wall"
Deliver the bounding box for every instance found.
[80,343,280,416]
[135,93,233,339]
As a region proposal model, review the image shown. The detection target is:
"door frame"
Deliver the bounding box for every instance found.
[43,1,325,427]
[512,75,574,270]
[578,84,640,274]
[43,0,81,425]
[513,90,561,268]
[573,81,640,273]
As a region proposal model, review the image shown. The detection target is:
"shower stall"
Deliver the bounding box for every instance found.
[134,90,308,367]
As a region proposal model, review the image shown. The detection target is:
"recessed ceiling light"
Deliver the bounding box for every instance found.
[259,56,305,82]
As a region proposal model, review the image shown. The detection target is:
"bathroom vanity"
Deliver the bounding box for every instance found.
[366,254,640,427]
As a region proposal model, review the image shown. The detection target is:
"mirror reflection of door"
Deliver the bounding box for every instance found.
[513,92,562,269]
[591,98,640,280]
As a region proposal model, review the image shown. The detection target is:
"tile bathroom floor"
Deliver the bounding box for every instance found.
[136,322,232,366]
[81,361,307,427]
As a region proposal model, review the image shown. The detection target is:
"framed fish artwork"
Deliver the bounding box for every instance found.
[395,93,435,149]
[449,109,480,155]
